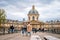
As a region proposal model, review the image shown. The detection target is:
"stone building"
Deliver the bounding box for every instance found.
[0,5,44,31]
[0,5,60,33]
[25,5,44,30]
[44,20,60,33]
[0,19,23,33]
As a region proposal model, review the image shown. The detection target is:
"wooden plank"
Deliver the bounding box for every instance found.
[44,35,60,40]
[30,35,42,40]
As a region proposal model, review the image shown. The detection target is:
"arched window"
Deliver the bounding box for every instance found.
[29,17,30,20]
[32,16,34,20]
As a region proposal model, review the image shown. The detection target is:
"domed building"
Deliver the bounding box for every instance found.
[0,5,44,33]
[0,5,60,34]
[27,5,44,30]
[28,5,39,21]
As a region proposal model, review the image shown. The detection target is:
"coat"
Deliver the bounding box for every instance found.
[27,24,32,32]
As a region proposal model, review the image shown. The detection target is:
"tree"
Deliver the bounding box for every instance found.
[0,9,6,27]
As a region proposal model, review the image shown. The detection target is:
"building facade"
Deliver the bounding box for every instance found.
[0,5,60,33]
[27,5,45,30]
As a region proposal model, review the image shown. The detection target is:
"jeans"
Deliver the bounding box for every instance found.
[22,30,26,35]
[9,29,14,33]
[27,32,31,36]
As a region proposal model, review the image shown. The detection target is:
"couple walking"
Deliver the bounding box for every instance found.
[22,22,32,36]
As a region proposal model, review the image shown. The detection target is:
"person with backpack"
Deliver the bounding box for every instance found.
[10,25,14,33]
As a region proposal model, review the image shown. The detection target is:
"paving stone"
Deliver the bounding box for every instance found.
[0,32,60,40]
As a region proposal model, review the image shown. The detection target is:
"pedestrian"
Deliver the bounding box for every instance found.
[32,28,37,33]
[42,28,44,32]
[27,22,32,36]
[10,25,14,33]
[32,28,35,33]
[22,23,27,36]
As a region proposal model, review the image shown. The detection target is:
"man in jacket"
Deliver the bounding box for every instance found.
[27,22,32,36]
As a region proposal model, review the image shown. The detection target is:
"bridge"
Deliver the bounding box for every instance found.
[0,32,60,40]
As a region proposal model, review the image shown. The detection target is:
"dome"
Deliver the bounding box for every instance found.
[29,10,38,14]
[28,5,39,14]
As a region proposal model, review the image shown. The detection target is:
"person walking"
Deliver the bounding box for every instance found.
[10,25,14,33]
[22,23,27,36]
[27,22,32,36]
[42,28,44,32]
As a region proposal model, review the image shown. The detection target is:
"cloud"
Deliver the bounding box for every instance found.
[0,0,60,21]
[0,1,8,7]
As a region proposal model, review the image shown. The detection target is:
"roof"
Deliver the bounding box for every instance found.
[28,5,39,14]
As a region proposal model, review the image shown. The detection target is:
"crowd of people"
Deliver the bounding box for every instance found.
[21,22,44,36]
[8,22,44,36]
[21,22,32,36]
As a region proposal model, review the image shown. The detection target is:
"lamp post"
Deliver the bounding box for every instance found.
[51,20,53,33]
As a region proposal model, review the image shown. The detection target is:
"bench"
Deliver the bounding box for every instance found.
[44,35,60,40]
[30,35,42,40]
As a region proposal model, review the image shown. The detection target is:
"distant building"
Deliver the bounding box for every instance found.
[25,5,44,30]
[1,19,23,31]
[0,5,60,33]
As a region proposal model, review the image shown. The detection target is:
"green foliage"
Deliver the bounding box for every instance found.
[0,9,6,27]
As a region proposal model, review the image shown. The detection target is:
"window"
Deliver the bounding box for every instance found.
[32,16,34,20]
[37,17,38,20]
[29,17,30,20]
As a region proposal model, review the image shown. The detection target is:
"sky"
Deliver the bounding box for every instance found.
[0,0,60,22]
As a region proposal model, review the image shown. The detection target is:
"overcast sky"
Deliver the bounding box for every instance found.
[0,0,60,21]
